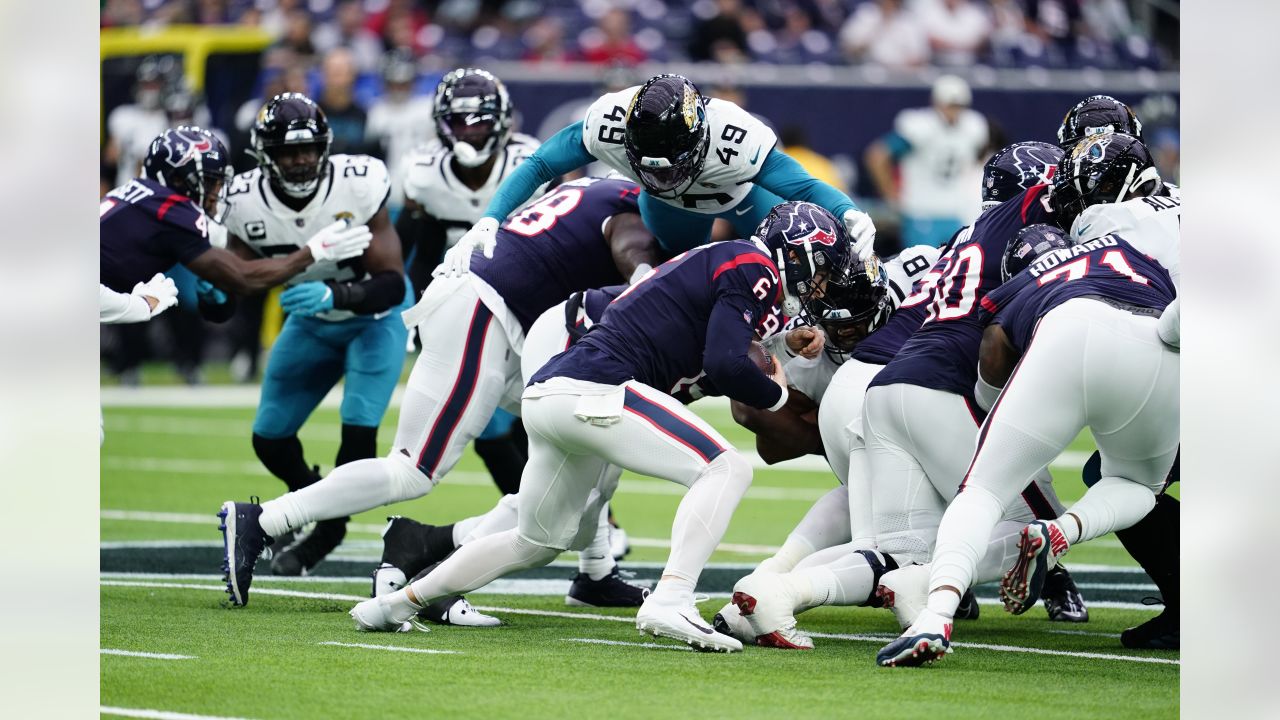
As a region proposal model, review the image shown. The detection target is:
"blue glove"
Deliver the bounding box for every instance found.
[195,279,228,305]
[281,281,334,316]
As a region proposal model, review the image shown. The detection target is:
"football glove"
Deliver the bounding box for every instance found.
[436,217,499,278]
[195,278,227,305]
[132,273,179,318]
[842,208,876,260]
[307,220,373,263]
[281,281,335,316]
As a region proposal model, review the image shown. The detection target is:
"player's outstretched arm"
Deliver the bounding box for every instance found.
[187,226,369,295]
[481,122,596,223]
[754,149,875,255]
[603,211,661,280]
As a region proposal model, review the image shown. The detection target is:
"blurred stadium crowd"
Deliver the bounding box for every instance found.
[99,0,1178,385]
[103,0,1176,71]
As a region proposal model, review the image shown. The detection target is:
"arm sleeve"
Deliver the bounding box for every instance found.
[99,284,152,324]
[754,148,858,218]
[483,122,596,221]
[702,293,784,410]
[881,131,912,160]
[328,270,406,315]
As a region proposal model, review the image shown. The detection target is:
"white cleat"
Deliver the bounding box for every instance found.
[731,573,814,650]
[711,601,756,644]
[876,563,931,631]
[350,594,417,632]
[636,595,742,653]
[371,563,407,598]
[433,597,502,627]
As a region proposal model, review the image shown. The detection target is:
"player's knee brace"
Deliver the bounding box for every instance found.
[386,452,438,504]
[337,424,378,466]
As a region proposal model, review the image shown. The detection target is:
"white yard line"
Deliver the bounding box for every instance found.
[1048,629,1124,638]
[100,649,196,660]
[101,578,1173,665]
[563,638,692,651]
[100,707,256,720]
[317,641,458,655]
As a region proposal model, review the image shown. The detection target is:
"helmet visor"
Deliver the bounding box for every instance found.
[440,113,497,149]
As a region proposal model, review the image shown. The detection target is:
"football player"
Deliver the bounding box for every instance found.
[719,143,1088,649]
[438,73,876,267]
[218,176,658,607]
[348,202,854,653]
[397,68,545,501]
[1058,103,1182,650]
[216,93,409,578]
[878,215,1177,666]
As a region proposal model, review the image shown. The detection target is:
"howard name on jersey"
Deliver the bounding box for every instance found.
[582,86,777,214]
[984,234,1176,351]
[224,154,391,321]
[1070,192,1180,290]
[402,133,543,247]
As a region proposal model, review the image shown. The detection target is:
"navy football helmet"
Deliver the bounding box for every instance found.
[1052,132,1161,225]
[433,68,513,168]
[1057,95,1143,149]
[624,75,709,199]
[1002,224,1073,281]
[981,141,1064,211]
[753,201,856,318]
[143,126,231,217]
[804,255,891,358]
[250,93,333,199]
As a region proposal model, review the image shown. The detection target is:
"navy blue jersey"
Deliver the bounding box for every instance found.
[533,240,785,409]
[471,177,639,333]
[985,235,1176,352]
[871,185,1056,396]
[100,178,212,292]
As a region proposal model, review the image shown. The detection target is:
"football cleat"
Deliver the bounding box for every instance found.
[876,608,953,667]
[371,563,407,598]
[711,602,756,644]
[380,515,451,579]
[350,594,417,632]
[1121,607,1178,650]
[1001,520,1070,615]
[636,595,742,653]
[418,596,502,627]
[731,573,813,650]
[270,517,347,576]
[565,566,648,607]
[875,563,931,630]
[955,589,981,621]
[1042,565,1090,622]
[218,500,273,607]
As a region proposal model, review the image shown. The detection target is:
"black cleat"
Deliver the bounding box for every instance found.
[955,589,980,621]
[565,566,648,607]
[380,516,455,579]
[1121,606,1178,649]
[218,500,273,606]
[1042,565,1090,623]
[270,518,348,576]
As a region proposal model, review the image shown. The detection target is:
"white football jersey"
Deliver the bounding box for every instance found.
[365,96,437,209]
[582,87,777,214]
[224,154,391,322]
[1070,191,1180,290]
[783,245,941,404]
[402,133,543,248]
[894,107,988,221]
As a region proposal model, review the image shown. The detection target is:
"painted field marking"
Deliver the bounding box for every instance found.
[100,707,255,720]
[101,579,1174,665]
[563,637,692,651]
[317,641,458,655]
[1048,629,1124,638]
[101,649,196,660]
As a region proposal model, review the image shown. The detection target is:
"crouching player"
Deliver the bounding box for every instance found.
[349,202,856,652]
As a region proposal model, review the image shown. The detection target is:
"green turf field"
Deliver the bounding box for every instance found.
[100,382,1178,720]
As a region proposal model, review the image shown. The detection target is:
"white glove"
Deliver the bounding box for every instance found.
[843,208,877,261]
[133,273,179,318]
[436,217,499,278]
[307,220,373,263]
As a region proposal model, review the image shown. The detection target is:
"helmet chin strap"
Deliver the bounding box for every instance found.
[452,140,494,168]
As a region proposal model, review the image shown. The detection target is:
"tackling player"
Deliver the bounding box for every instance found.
[218,93,409,577]
[348,202,854,653]
[878,216,1177,666]
[437,73,876,266]
[218,176,658,607]
[397,68,545,501]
